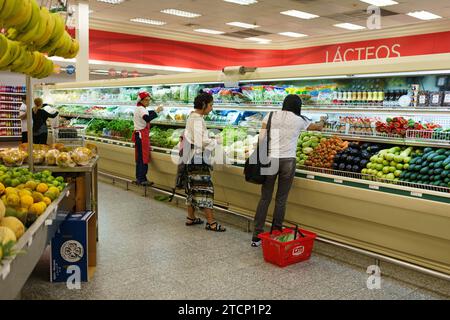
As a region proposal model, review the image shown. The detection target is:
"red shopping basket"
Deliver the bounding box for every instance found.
[258,226,316,268]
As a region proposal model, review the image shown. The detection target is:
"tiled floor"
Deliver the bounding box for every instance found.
[21,181,450,300]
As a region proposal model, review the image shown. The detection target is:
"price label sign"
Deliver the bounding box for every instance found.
[411,192,423,198]
[307,175,315,180]
[334,179,343,184]
[369,185,380,190]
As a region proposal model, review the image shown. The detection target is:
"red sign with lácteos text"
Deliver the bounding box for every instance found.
[87,30,450,70]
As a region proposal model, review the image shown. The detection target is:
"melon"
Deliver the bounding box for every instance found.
[0,226,17,245]
[1,217,25,239]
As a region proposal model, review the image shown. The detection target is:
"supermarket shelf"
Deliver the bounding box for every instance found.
[0,186,72,300]
[0,110,19,113]
[0,101,21,104]
[59,113,132,121]
[295,166,450,203]
[0,92,26,95]
[0,127,21,129]
[87,135,450,201]
[32,156,100,173]
[86,135,134,148]
[302,106,450,115]
[0,136,21,141]
[0,118,20,120]
[54,102,135,106]
[318,130,450,148]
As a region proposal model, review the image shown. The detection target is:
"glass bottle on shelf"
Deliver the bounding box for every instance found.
[351,89,357,105]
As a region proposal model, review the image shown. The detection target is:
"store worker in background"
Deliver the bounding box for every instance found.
[251,94,326,247]
[18,96,29,143]
[32,98,58,145]
[182,92,226,232]
[133,92,163,186]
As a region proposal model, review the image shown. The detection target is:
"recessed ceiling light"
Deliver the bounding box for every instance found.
[407,11,442,20]
[161,9,201,18]
[130,18,167,25]
[246,37,271,44]
[334,23,366,30]
[96,0,125,4]
[223,0,258,5]
[359,0,398,6]
[226,21,259,28]
[278,32,308,38]
[194,29,225,35]
[280,10,319,20]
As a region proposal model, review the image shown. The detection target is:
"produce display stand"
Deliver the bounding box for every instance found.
[0,157,99,300]
[0,185,75,300]
[35,54,450,277]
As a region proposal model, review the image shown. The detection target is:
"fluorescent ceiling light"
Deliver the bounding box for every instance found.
[130,18,166,25]
[194,29,225,35]
[96,0,125,4]
[246,37,271,44]
[280,10,319,20]
[278,32,308,38]
[224,0,258,5]
[407,11,442,20]
[161,9,201,18]
[359,0,398,6]
[226,21,259,28]
[334,23,366,30]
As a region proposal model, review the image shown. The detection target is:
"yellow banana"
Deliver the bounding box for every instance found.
[30,52,46,76]
[0,0,5,14]
[0,39,19,69]
[5,27,18,40]
[42,13,65,52]
[30,7,48,44]
[0,34,8,56]
[17,0,40,38]
[9,45,27,72]
[36,58,54,79]
[52,33,71,57]
[0,0,16,21]
[4,0,31,28]
[22,50,40,74]
[13,50,34,73]
[66,39,80,59]
[34,7,55,48]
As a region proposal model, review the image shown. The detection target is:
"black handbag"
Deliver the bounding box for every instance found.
[244,112,273,184]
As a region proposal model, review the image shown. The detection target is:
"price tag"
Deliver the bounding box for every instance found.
[369,185,379,190]
[306,175,315,180]
[334,179,343,184]
[27,237,33,247]
[45,219,53,226]
[411,192,423,198]
[2,262,11,280]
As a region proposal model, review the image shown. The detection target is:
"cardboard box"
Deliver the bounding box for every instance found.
[50,211,97,283]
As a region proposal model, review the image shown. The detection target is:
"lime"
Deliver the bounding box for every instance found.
[47,176,55,182]
[33,173,42,180]
[52,181,60,187]
[42,170,52,177]
[19,176,28,184]
[4,178,12,187]
[11,179,20,187]
[56,176,64,183]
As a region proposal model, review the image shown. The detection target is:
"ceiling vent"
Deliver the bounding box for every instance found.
[224,29,272,39]
[327,9,399,22]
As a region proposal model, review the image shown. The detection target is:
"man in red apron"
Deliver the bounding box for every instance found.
[132,92,163,186]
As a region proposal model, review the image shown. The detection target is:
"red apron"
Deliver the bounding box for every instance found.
[132,122,151,164]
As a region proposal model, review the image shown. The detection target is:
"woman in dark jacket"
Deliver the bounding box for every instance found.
[32,98,58,144]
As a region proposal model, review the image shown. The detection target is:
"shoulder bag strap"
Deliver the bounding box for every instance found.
[266,112,274,154]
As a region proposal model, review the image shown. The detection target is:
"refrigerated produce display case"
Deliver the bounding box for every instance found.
[36,55,450,274]
[0,86,26,141]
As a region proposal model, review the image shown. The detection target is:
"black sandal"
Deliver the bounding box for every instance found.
[186,217,204,226]
[205,222,226,232]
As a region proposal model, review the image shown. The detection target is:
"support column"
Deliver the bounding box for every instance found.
[76,1,90,82]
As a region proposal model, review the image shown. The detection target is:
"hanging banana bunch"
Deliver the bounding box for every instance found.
[0,0,79,78]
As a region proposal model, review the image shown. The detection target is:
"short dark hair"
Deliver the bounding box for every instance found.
[194,92,213,110]
[282,94,302,116]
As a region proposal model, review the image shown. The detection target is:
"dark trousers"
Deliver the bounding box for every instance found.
[135,133,148,183]
[21,131,28,143]
[253,158,297,239]
[33,132,48,144]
